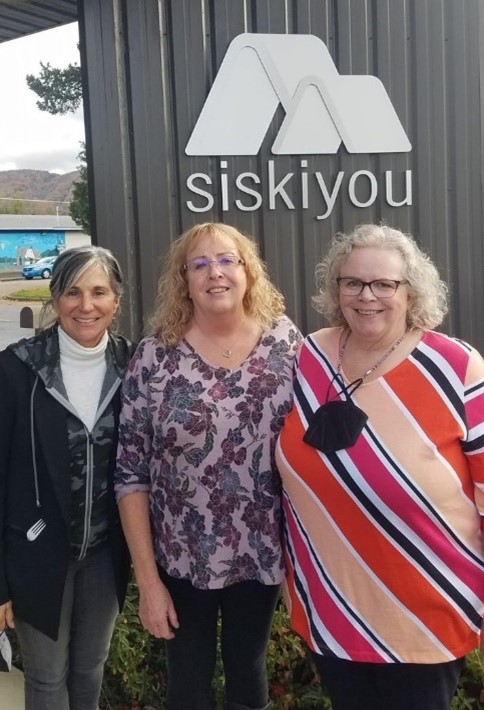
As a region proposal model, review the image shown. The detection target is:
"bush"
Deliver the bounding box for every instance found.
[453,650,484,710]
[101,580,484,709]
[100,579,167,709]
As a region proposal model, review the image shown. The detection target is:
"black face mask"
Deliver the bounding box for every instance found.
[303,376,368,454]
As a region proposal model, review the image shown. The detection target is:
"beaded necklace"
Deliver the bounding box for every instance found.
[337,329,408,381]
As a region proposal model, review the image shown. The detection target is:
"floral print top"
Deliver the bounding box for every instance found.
[115,316,302,589]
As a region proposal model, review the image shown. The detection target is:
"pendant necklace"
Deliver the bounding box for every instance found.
[221,337,240,359]
[195,319,245,359]
[338,329,408,381]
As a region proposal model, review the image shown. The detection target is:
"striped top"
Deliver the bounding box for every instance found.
[276,327,484,664]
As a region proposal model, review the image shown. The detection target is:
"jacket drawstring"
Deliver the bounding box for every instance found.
[30,375,41,508]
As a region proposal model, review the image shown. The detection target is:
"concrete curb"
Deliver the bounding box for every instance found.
[0,272,23,281]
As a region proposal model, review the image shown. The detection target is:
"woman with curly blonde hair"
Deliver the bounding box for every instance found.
[116,222,302,710]
[148,222,286,345]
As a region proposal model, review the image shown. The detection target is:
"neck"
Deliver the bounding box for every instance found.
[185,311,260,366]
[339,327,409,382]
[346,327,408,353]
[192,310,246,337]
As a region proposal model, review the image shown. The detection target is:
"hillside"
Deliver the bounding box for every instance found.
[0,169,80,215]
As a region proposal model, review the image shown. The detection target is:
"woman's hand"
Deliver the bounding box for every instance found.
[117,492,180,639]
[0,601,14,631]
[138,579,179,640]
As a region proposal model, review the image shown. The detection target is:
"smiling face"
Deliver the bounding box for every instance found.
[339,247,410,344]
[185,230,247,320]
[54,264,119,347]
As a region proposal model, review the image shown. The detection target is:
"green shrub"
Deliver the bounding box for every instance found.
[102,580,484,709]
[452,650,484,710]
[101,579,167,709]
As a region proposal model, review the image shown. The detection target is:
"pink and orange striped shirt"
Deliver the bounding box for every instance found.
[276,327,484,663]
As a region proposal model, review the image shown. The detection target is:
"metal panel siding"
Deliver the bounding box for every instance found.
[79,0,484,351]
[0,0,78,42]
[79,0,143,336]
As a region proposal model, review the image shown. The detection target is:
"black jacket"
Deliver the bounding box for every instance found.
[0,326,134,640]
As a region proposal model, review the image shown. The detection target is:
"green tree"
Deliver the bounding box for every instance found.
[26,62,82,115]
[26,60,90,233]
[69,146,90,234]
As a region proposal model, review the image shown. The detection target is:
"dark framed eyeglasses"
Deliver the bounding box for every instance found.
[183,253,245,272]
[337,277,409,298]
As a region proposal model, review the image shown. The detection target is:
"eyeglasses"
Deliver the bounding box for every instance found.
[183,254,245,272]
[337,277,409,298]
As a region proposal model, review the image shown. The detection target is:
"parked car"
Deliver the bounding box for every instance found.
[22,256,57,280]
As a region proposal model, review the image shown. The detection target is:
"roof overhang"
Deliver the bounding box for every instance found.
[0,0,78,43]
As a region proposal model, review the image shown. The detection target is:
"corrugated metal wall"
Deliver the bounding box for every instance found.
[79,0,484,350]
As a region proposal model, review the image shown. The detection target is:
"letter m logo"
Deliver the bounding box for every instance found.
[186,33,411,156]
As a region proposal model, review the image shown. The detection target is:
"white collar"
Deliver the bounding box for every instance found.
[58,326,109,361]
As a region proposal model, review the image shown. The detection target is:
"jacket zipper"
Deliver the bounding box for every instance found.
[78,430,94,560]
[77,381,120,560]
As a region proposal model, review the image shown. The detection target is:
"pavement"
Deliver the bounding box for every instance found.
[0,666,24,708]
[0,277,43,349]
[0,278,38,708]
[0,302,35,349]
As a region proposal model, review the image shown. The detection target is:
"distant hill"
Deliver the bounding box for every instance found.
[0,169,80,215]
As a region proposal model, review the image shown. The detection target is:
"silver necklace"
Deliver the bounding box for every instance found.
[337,329,408,380]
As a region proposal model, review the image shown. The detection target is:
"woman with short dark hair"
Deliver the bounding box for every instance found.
[0,245,133,709]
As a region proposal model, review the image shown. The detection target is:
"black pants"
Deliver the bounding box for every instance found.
[160,569,280,710]
[312,654,466,710]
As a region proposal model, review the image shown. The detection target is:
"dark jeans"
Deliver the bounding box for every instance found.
[160,569,279,710]
[15,547,119,710]
[312,653,466,710]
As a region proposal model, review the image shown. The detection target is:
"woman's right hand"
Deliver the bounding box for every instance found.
[138,579,179,640]
[0,601,14,631]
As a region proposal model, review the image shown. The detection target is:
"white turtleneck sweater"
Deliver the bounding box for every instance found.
[58,327,108,432]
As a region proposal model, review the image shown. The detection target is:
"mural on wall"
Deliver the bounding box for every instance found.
[0,231,65,270]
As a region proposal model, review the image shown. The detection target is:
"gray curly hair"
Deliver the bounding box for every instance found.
[313,224,448,330]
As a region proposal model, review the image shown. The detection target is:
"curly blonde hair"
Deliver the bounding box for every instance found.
[148,223,285,345]
[313,224,448,330]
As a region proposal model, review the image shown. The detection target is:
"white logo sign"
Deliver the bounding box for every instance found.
[186,33,411,156]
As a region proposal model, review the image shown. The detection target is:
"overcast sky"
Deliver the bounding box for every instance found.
[0,22,85,175]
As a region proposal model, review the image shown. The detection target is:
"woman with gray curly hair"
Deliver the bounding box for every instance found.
[276,224,484,710]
